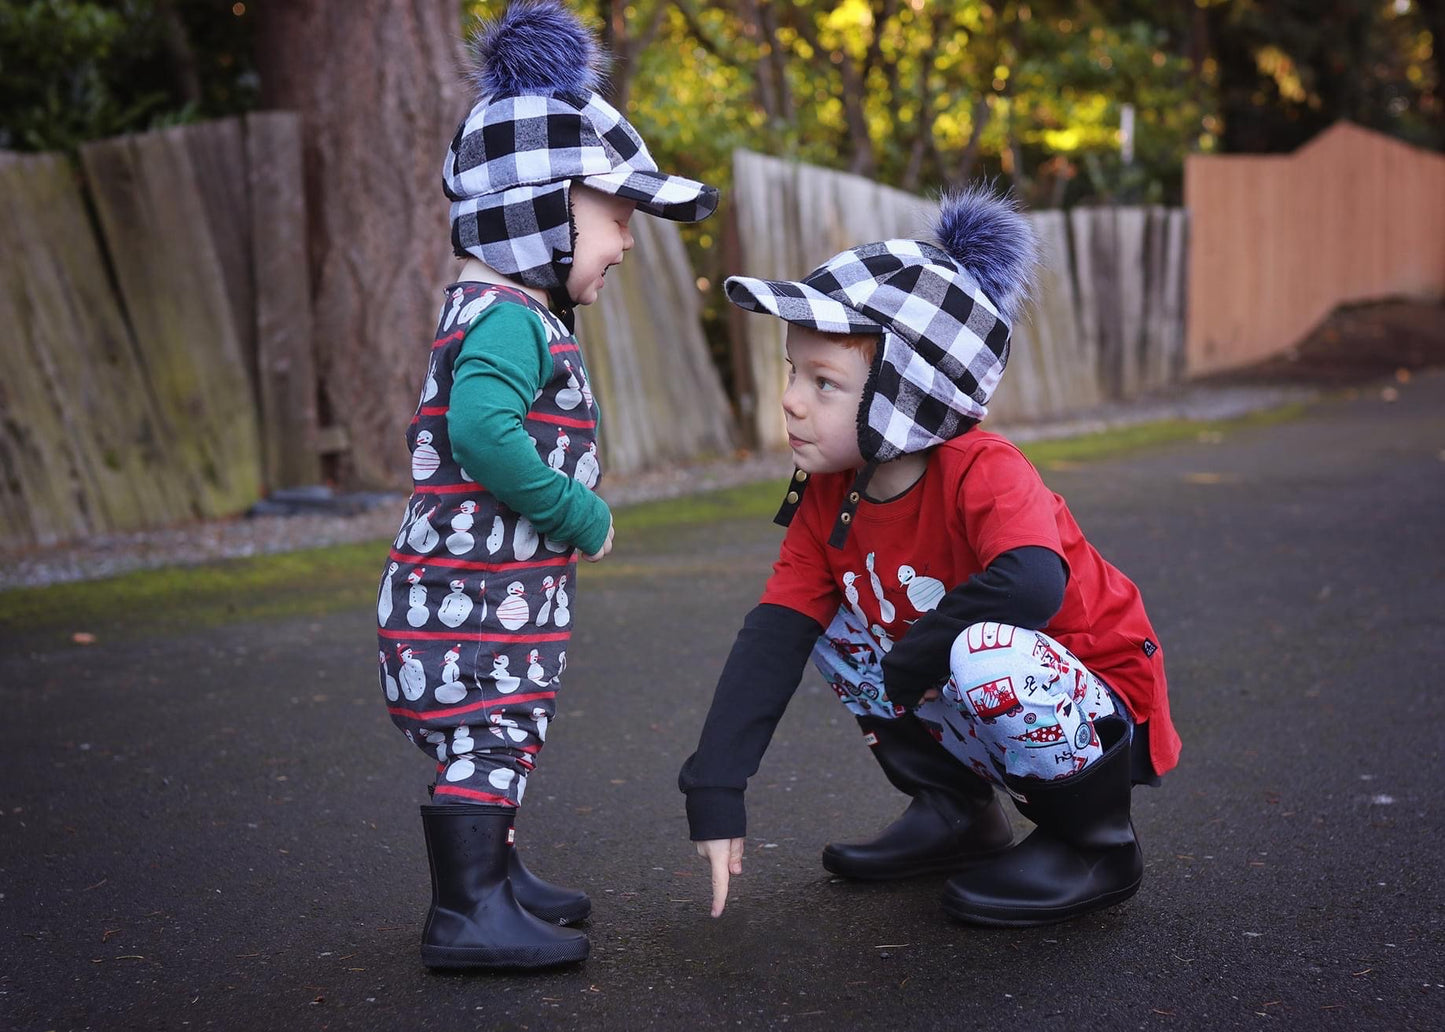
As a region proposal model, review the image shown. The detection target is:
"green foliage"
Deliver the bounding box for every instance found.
[1206,0,1441,153]
[0,0,256,152]
[562,2,1221,209]
[7,0,1437,194]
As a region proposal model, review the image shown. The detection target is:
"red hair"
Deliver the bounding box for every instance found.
[829,332,880,366]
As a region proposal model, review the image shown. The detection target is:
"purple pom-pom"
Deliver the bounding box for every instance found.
[933,184,1038,322]
[468,1,603,99]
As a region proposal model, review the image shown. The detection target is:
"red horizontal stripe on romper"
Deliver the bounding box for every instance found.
[404,481,489,494]
[432,785,514,805]
[388,689,557,722]
[387,548,572,572]
[379,628,571,643]
[419,406,448,417]
[527,412,597,430]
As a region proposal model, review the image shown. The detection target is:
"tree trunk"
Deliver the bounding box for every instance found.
[1420,0,1445,143]
[253,0,465,489]
[956,95,992,183]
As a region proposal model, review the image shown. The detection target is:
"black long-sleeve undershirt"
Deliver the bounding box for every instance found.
[678,546,1067,840]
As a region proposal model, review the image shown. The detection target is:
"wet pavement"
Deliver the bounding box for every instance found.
[1,372,1442,1031]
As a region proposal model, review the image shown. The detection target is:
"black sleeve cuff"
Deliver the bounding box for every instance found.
[685,787,747,841]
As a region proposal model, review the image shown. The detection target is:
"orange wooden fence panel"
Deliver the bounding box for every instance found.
[1184,122,1445,376]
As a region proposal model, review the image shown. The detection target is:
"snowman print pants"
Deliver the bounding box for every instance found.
[813,614,1122,787]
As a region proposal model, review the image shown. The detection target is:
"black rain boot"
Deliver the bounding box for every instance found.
[508,838,591,925]
[822,714,1014,879]
[940,718,1143,927]
[419,804,589,970]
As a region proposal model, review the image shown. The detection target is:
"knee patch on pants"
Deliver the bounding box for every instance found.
[940,622,1118,783]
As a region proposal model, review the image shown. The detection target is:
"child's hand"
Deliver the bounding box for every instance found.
[696,837,744,917]
[582,518,614,562]
[921,688,941,702]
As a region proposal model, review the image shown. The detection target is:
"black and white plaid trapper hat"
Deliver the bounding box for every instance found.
[445,1,718,296]
[726,184,1038,546]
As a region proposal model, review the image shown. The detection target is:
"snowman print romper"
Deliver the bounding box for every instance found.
[377,283,599,806]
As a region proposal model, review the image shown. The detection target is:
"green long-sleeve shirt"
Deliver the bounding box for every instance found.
[446,301,611,556]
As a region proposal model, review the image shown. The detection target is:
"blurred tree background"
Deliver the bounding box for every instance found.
[4,1,1439,200]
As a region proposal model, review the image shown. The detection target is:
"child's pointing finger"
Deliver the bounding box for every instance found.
[696,838,743,917]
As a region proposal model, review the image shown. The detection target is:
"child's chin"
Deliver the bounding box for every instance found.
[789,454,841,476]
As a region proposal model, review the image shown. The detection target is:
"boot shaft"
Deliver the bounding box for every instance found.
[858,714,996,807]
[1005,718,1136,851]
[421,803,514,904]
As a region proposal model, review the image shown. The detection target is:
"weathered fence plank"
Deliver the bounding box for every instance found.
[184,117,255,385]
[79,127,263,517]
[246,112,322,489]
[0,153,196,548]
[1140,206,1189,391]
[1114,207,1148,398]
[992,210,1101,421]
[576,215,737,475]
[1161,208,1189,384]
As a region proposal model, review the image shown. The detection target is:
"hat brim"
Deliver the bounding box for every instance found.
[582,169,718,222]
[724,276,883,336]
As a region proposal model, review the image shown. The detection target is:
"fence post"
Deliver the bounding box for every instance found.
[80,128,263,517]
[246,111,322,489]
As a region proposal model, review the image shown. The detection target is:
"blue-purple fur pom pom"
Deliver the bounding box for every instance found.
[933,185,1039,323]
[468,1,603,99]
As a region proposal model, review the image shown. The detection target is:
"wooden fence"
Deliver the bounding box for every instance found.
[1185,121,1445,375]
[0,117,314,550]
[0,116,737,550]
[728,150,1189,450]
[27,122,1432,552]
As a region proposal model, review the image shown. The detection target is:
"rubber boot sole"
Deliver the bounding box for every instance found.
[523,898,591,925]
[822,841,1013,880]
[421,936,589,970]
[940,872,1142,927]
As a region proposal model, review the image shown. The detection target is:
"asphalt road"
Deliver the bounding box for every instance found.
[2,372,1442,1032]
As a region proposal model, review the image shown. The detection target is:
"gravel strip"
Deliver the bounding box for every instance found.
[0,384,1312,591]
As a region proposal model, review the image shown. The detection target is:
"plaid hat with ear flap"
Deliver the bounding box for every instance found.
[725,184,1038,546]
[444,1,718,294]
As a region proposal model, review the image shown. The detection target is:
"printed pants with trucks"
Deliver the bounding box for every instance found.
[811,615,1121,789]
